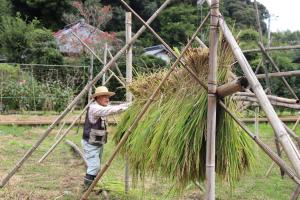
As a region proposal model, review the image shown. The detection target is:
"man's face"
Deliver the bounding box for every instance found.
[96,95,110,106]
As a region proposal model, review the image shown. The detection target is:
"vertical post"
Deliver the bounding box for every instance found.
[206,0,219,199]
[255,107,259,137]
[102,43,108,85]
[124,12,132,194]
[254,0,271,92]
[219,18,300,177]
[89,54,94,100]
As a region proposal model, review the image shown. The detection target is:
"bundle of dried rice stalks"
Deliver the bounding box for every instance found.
[114,37,254,190]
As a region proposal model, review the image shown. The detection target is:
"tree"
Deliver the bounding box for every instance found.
[0,16,63,64]
[10,0,72,29]
[0,0,12,17]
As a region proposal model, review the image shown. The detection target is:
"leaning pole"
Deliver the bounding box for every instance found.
[0,0,172,187]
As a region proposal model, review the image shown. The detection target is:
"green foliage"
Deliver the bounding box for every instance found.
[27,28,63,64]
[0,16,63,64]
[10,0,72,29]
[0,0,12,17]
[0,64,21,81]
[158,4,198,46]
[221,0,269,32]
[1,75,73,112]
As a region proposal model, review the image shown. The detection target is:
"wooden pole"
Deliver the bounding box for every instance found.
[89,54,94,100]
[107,49,125,80]
[256,70,300,79]
[219,17,300,177]
[72,32,126,87]
[291,185,300,200]
[235,92,299,104]
[124,11,132,194]
[255,107,259,137]
[233,95,300,109]
[206,1,219,199]
[102,43,108,85]
[253,0,271,92]
[216,77,248,97]
[80,15,208,200]
[218,101,300,185]
[38,101,92,163]
[65,139,87,167]
[120,0,209,90]
[258,42,299,100]
[243,45,300,53]
[0,0,170,188]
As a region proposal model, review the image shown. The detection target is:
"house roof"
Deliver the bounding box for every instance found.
[144,44,171,55]
[54,19,116,55]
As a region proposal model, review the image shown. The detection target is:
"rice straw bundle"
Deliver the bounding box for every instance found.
[114,38,254,190]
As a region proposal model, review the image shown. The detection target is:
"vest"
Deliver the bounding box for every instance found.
[82,108,108,146]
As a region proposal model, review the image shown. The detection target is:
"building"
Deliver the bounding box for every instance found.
[144,44,172,64]
[54,19,118,56]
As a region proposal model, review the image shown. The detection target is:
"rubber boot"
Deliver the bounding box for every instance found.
[82,174,95,192]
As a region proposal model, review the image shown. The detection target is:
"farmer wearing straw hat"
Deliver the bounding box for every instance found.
[82,86,130,190]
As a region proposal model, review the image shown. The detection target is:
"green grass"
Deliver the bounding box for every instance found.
[0,123,299,199]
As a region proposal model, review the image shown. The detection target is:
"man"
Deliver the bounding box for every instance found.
[82,86,130,190]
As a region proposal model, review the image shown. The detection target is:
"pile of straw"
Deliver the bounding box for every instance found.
[114,39,254,189]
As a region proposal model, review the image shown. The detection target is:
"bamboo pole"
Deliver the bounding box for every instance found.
[218,101,300,185]
[291,185,300,200]
[107,49,125,80]
[80,14,209,200]
[216,77,248,97]
[292,116,300,131]
[254,0,263,44]
[258,42,299,100]
[0,0,170,187]
[206,0,219,199]
[253,0,271,92]
[124,11,132,194]
[233,96,300,110]
[255,107,259,137]
[89,54,94,99]
[72,32,126,87]
[219,17,300,177]
[119,0,209,90]
[256,70,300,79]
[235,92,299,104]
[243,45,300,53]
[38,101,92,163]
[102,43,108,85]
[65,139,87,167]
[195,36,208,48]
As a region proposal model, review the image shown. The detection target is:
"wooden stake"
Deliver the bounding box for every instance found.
[80,13,208,200]
[206,1,219,199]
[219,17,300,177]
[258,42,299,100]
[291,185,300,200]
[0,0,168,187]
[125,11,132,194]
[216,77,248,97]
[243,44,300,53]
[38,101,92,163]
[65,139,87,167]
[218,101,300,185]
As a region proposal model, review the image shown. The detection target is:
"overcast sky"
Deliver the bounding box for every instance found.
[257,0,300,32]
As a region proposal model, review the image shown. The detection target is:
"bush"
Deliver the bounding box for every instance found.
[1,78,73,112]
[0,16,63,64]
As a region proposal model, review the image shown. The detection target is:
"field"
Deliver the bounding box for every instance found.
[0,122,299,200]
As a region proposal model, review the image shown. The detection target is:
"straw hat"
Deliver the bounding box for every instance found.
[92,86,115,98]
